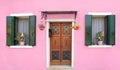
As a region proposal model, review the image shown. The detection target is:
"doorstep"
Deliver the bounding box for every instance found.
[47,65,73,70]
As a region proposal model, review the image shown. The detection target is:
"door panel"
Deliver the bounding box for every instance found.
[50,23,60,36]
[50,23,61,65]
[61,23,71,65]
[61,23,72,36]
[50,22,72,65]
[61,37,71,65]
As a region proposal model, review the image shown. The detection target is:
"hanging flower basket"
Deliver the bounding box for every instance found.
[39,26,45,30]
[39,24,45,30]
[72,24,80,30]
[74,27,79,30]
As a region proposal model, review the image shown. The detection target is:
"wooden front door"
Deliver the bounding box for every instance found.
[50,22,72,65]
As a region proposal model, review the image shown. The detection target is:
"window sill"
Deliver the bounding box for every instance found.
[10,45,32,48]
[88,45,112,48]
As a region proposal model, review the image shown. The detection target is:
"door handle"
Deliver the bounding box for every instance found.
[30,32,34,37]
[49,29,52,37]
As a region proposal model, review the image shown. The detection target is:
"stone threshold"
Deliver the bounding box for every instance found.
[47,65,73,70]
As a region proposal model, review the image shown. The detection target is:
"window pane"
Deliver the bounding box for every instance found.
[18,18,29,45]
[92,17,104,44]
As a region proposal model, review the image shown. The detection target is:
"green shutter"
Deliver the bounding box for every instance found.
[6,16,16,46]
[29,16,36,46]
[85,15,92,45]
[107,15,115,45]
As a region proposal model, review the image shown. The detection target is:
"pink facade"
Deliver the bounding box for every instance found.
[1,0,120,70]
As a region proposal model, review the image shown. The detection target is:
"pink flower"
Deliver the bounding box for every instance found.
[101,31,104,36]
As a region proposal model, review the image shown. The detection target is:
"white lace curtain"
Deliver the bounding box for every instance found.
[18,19,29,45]
[92,17,104,44]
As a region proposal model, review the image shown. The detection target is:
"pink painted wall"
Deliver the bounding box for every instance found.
[0,0,120,70]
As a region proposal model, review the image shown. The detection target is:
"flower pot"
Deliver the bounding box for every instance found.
[72,23,80,30]
[39,26,45,30]
[39,24,45,30]
[98,41,103,45]
[74,27,79,30]
[19,41,25,45]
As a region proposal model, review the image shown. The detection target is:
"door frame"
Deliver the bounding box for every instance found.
[46,19,74,68]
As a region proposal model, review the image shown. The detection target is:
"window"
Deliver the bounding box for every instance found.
[6,16,36,46]
[85,15,115,45]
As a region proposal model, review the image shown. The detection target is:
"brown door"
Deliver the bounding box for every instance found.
[50,22,72,65]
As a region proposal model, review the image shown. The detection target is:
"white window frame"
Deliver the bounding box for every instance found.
[10,13,34,16]
[87,12,113,48]
[9,13,34,48]
[88,12,112,16]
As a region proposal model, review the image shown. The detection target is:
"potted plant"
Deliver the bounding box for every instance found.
[15,33,25,45]
[96,31,104,45]
[39,24,45,30]
[72,24,80,30]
